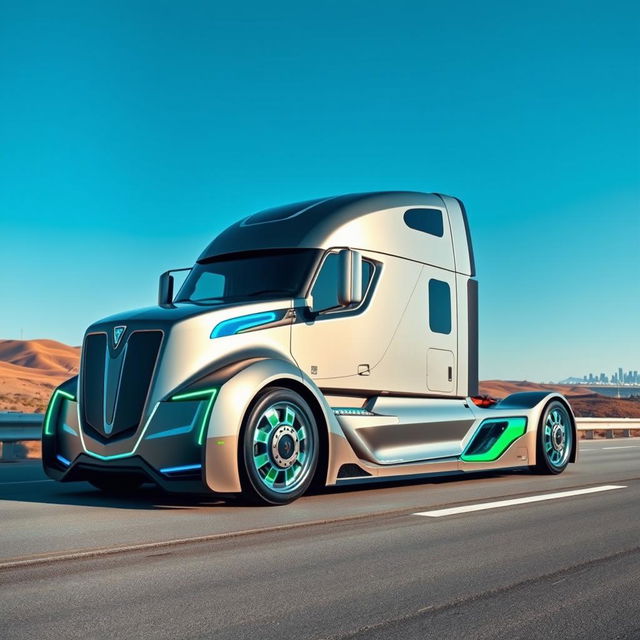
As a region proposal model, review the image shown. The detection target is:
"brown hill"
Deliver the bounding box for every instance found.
[0,339,80,413]
[479,380,640,418]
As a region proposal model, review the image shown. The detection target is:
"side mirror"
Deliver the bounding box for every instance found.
[337,249,363,307]
[158,271,175,307]
[158,267,192,307]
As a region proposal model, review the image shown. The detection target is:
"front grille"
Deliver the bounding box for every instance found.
[81,330,163,441]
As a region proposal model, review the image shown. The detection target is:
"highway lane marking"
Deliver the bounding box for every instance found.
[0,480,636,570]
[413,485,627,518]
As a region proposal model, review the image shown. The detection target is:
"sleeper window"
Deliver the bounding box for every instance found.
[428,279,451,334]
[404,208,444,237]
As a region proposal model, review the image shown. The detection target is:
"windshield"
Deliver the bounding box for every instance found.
[175,249,321,304]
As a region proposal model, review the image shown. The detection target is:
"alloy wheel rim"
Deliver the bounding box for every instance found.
[252,401,314,493]
[543,407,572,468]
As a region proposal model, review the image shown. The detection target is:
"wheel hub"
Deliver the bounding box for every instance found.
[270,425,300,468]
[551,423,565,451]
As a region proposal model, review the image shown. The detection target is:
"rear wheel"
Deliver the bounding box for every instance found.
[532,401,573,474]
[240,387,319,505]
[89,475,144,495]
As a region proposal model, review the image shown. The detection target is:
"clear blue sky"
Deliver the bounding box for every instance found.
[1,0,638,381]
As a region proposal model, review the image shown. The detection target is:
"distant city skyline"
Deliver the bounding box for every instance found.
[561,368,640,386]
[1,1,639,382]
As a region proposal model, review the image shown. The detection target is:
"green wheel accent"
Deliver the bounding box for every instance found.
[254,453,270,468]
[461,417,527,462]
[264,467,279,487]
[284,406,296,426]
[265,408,280,428]
[245,391,318,503]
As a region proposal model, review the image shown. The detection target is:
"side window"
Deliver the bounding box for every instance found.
[428,279,451,334]
[404,208,444,237]
[311,253,374,313]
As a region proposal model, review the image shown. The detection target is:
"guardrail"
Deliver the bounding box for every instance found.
[0,413,43,461]
[575,417,640,439]
[0,414,639,460]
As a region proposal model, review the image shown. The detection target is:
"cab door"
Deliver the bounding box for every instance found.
[425,267,457,393]
[290,250,386,385]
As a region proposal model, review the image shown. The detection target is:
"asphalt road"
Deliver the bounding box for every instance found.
[1,440,639,639]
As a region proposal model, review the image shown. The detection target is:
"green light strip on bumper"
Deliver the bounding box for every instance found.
[171,388,218,446]
[43,389,76,436]
[461,417,527,462]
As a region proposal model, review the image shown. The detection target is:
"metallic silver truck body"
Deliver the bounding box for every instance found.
[43,192,576,501]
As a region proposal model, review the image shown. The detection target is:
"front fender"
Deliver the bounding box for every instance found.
[202,358,338,493]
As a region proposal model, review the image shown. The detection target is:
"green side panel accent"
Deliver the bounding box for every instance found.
[461,417,527,462]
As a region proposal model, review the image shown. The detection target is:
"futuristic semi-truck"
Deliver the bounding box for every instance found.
[43,192,576,504]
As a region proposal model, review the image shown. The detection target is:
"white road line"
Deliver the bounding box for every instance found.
[413,485,627,518]
[601,446,640,450]
[0,479,53,486]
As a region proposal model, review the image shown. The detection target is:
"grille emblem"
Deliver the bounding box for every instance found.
[113,326,126,347]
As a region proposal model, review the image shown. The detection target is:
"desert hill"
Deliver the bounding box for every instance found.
[480,380,597,398]
[0,339,80,413]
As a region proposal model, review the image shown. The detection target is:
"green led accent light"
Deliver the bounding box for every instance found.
[43,389,76,436]
[171,388,218,446]
[461,417,527,462]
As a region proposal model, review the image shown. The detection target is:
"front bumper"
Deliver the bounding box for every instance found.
[42,389,216,494]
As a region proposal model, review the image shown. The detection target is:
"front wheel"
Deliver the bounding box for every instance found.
[532,401,573,474]
[240,387,319,505]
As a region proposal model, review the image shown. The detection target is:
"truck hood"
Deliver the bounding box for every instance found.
[81,297,298,409]
[89,298,294,331]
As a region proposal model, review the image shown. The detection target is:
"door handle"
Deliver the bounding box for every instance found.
[448,366,453,382]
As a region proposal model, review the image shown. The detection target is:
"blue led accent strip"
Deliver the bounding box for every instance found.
[56,454,71,467]
[210,311,279,339]
[160,463,202,475]
[145,424,193,440]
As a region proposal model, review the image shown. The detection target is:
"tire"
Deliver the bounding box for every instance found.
[89,475,144,495]
[532,401,573,474]
[240,387,319,505]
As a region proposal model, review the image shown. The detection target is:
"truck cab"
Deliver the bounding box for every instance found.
[43,192,576,504]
